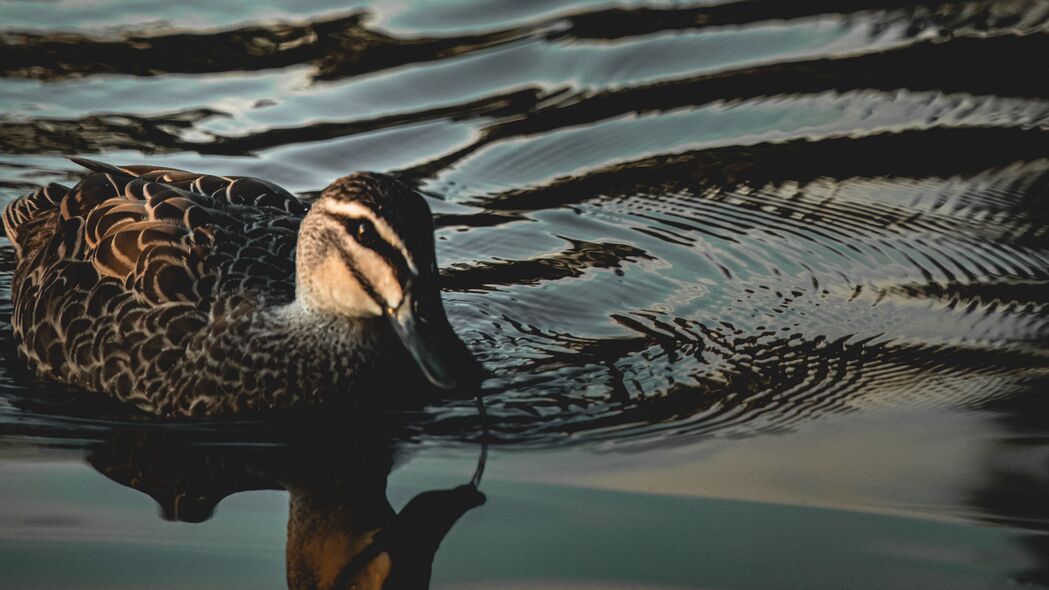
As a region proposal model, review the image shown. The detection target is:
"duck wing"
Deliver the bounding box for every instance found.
[9,157,306,306]
[3,158,308,410]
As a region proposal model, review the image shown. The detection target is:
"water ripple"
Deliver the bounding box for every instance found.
[1,0,1047,450]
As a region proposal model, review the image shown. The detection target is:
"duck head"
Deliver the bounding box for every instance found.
[294,173,482,392]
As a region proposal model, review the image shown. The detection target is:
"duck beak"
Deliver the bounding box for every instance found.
[387,287,483,392]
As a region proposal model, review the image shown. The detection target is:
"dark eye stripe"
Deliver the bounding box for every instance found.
[342,218,379,247]
[335,246,382,308]
[334,215,414,288]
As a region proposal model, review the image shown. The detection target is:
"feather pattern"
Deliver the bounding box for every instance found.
[3,158,421,416]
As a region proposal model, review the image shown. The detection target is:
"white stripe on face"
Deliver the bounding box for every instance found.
[310,211,406,313]
[316,200,418,275]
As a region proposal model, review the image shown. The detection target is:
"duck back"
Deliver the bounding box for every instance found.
[1,159,357,416]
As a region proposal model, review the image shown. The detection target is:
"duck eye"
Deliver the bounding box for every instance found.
[346,219,379,247]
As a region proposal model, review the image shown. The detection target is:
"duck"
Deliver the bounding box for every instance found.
[2,158,482,416]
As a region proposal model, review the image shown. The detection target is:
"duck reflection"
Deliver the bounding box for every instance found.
[85,426,485,589]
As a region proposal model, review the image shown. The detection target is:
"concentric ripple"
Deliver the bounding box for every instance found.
[1,0,1047,449]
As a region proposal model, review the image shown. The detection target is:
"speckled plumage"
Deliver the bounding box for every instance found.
[3,158,457,416]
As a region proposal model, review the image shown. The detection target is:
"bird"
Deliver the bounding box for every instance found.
[2,158,482,417]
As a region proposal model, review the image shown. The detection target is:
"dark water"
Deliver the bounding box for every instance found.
[2,0,1049,588]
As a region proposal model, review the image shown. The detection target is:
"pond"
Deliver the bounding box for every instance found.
[1,0,1048,588]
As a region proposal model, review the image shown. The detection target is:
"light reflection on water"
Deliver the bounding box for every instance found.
[1,0,1049,587]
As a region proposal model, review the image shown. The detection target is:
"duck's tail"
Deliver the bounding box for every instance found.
[3,182,69,259]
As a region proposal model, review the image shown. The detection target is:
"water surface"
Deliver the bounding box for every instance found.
[2,0,1049,588]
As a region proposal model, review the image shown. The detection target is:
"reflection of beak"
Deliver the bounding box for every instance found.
[331,484,486,589]
[387,286,483,392]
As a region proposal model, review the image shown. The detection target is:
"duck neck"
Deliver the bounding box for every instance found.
[273,300,388,360]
